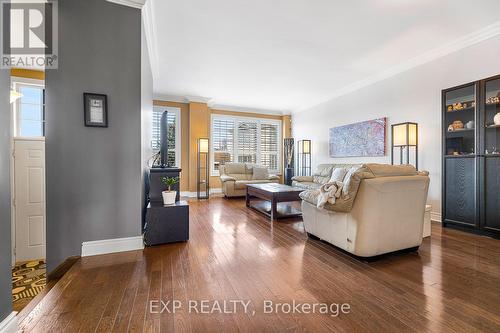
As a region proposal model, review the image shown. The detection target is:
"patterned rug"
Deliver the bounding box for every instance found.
[12,260,46,311]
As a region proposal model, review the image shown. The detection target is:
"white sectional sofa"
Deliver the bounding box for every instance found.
[298,163,430,258]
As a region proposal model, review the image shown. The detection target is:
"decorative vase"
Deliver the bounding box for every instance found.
[162,190,177,205]
[494,112,500,125]
[452,120,464,130]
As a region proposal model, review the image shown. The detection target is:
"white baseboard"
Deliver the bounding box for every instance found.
[430,212,442,223]
[180,188,222,198]
[0,312,18,333]
[81,236,144,257]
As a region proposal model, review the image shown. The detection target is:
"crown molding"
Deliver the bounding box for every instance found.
[106,0,146,9]
[154,94,189,104]
[142,0,159,82]
[152,94,290,115]
[294,20,500,113]
[186,95,213,104]
[210,103,287,116]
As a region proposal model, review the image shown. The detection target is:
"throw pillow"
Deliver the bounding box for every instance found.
[329,167,348,183]
[252,166,269,180]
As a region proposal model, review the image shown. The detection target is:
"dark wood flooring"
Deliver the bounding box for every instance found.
[19,197,500,332]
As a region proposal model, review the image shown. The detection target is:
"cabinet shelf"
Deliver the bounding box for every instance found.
[446,106,475,113]
[447,128,474,132]
[443,75,500,239]
[445,154,476,158]
[485,102,500,107]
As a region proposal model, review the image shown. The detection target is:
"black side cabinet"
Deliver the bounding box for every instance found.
[144,201,189,246]
[442,74,500,238]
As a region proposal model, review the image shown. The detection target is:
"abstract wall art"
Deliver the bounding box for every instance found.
[329,118,386,157]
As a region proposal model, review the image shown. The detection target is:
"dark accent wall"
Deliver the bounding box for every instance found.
[45,0,142,272]
[0,65,12,321]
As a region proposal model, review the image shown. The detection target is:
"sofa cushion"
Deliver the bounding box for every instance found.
[312,164,335,184]
[342,165,374,199]
[224,163,246,175]
[329,167,348,182]
[292,181,320,190]
[234,179,272,190]
[252,166,269,180]
[365,163,417,177]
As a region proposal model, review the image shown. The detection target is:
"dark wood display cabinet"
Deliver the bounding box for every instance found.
[442,74,500,238]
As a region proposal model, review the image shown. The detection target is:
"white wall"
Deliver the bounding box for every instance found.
[141,16,154,228]
[293,35,500,218]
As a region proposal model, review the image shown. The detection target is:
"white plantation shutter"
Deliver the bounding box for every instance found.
[211,115,281,175]
[236,121,257,164]
[260,122,279,171]
[212,118,235,171]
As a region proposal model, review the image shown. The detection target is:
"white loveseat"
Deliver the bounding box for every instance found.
[219,163,280,197]
[300,164,430,258]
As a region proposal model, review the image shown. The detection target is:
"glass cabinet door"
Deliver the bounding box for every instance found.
[444,84,476,156]
[484,78,500,155]
[483,77,500,233]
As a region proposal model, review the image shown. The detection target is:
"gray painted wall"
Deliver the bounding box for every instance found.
[45,0,142,272]
[0,67,12,321]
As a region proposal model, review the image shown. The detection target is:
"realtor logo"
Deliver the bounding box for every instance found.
[1,0,58,69]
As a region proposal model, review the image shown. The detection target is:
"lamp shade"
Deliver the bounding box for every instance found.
[392,123,417,146]
[198,138,209,153]
[302,140,311,154]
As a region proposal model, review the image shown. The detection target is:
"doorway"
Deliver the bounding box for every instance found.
[10,73,47,312]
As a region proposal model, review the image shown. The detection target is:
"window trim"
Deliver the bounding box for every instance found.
[152,105,181,167]
[210,113,282,176]
[11,77,45,138]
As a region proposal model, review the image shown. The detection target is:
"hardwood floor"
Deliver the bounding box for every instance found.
[19,197,500,332]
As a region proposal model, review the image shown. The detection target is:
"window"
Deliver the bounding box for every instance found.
[152,106,181,167]
[13,80,45,137]
[260,122,279,171]
[211,115,282,175]
[212,118,234,171]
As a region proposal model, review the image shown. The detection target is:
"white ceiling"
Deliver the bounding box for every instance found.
[147,0,500,114]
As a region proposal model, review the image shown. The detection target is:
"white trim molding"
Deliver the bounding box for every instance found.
[153,94,187,104]
[186,95,213,104]
[210,103,287,116]
[295,20,500,113]
[142,0,159,82]
[180,188,222,198]
[430,212,442,223]
[106,0,146,9]
[0,312,18,333]
[81,236,144,257]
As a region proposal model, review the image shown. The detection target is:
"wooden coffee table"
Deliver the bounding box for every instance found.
[246,183,303,221]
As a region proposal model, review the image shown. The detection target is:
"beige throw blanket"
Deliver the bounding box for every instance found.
[317,181,344,208]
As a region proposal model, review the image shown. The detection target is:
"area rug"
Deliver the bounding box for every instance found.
[12,260,46,311]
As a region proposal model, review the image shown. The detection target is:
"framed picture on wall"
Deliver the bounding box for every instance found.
[84,93,108,127]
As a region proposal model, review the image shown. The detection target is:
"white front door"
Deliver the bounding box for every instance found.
[14,138,46,262]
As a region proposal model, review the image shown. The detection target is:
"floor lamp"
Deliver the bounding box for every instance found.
[298,140,312,176]
[391,122,418,170]
[197,138,210,199]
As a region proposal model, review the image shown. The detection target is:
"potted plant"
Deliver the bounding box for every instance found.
[161,176,179,205]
